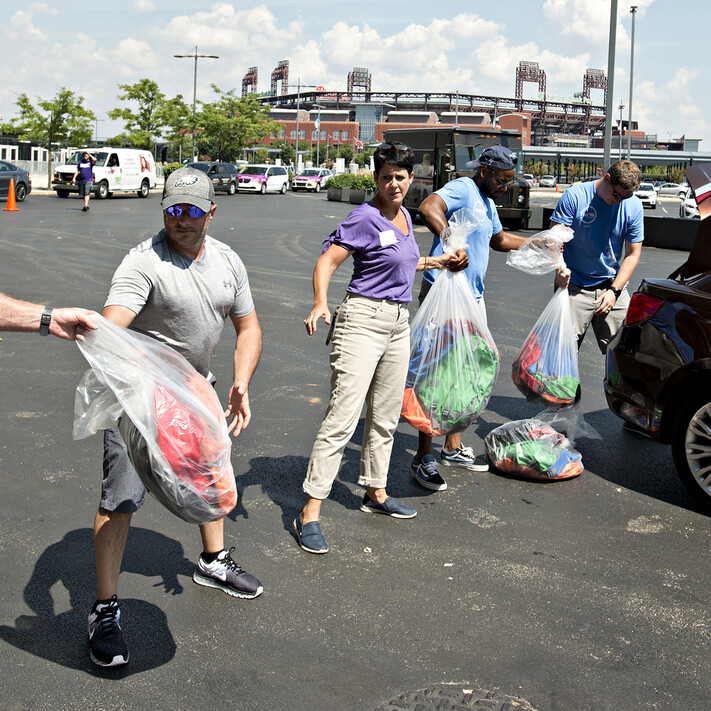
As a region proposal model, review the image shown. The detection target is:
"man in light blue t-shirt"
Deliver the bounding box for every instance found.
[411,145,530,492]
[550,159,644,353]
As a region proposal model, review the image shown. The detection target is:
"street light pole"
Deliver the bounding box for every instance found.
[603,0,618,172]
[627,6,637,159]
[174,46,219,162]
[618,101,625,159]
[313,103,326,167]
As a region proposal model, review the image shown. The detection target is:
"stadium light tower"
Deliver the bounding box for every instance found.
[174,46,219,162]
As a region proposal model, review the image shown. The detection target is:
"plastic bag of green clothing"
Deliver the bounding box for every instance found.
[402,208,500,436]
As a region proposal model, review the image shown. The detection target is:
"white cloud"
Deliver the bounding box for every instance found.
[111,38,159,77]
[8,4,57,42]
[133,0,155,10]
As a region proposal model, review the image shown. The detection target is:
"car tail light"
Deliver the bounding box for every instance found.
[624,293,664,325]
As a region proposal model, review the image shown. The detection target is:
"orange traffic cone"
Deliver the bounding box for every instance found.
[3,179,20,212]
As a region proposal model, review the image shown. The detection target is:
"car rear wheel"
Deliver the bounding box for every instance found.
[56,190,69,198]
[672,391,711,514]
[15,182,27,202]
[137,180,150,198]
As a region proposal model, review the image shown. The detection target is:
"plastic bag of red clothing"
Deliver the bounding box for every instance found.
[73,315,236,524]
[506,223,574,275]
[512,288,581,410]
[401,208,500,436]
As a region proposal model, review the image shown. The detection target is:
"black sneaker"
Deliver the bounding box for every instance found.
[88,595,129,667]
[411,454,447,491]
[193,547,263,599]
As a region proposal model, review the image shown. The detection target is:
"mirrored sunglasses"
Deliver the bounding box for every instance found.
[163,205,207,218]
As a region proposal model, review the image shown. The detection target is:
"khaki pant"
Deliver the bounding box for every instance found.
[567,282,630,354]
[303,294,410,499]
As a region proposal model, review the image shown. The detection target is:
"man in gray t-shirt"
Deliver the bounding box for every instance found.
[88,167,263,669]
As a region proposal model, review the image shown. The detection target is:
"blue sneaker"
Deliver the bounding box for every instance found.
[293,516,329,554]
[360,494,417,519]
[440,445,489,472]
[411,454,448,491]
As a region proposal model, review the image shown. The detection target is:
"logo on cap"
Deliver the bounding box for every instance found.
[174,175,201,189]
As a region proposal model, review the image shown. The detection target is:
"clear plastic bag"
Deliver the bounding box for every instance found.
[402,209,500,436]
[512,288,581,410]
[485,418,583,481]
[74,315,236,524]
[506,224,574,275]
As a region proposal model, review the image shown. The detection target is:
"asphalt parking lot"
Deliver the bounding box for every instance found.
[0,190,709,711]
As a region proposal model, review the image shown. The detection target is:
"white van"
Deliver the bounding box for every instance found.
[52,148,156,199]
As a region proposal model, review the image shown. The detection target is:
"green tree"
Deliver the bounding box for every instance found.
[1,87,94,187]
[197,86,277,162]
[108,78,167,150]
[254,147,269,163]
[354,148,374,169]
[161,95,192,162]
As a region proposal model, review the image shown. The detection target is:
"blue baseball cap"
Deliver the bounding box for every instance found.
[465,145,518,171]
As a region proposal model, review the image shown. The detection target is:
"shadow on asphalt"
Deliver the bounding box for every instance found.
[0,527,191,676]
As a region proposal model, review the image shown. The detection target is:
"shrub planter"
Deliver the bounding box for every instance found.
[327,188,343,202]
[349,190,375,204]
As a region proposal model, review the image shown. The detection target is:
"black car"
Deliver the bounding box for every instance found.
[604,218,711,513]
[0,160,31,202]
[186,162,239,195]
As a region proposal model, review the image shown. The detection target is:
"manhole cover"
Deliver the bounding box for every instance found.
[373,684,538,711]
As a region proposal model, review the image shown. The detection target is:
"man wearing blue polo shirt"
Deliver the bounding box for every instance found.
[411,145,529,491]
[550,160,644,353]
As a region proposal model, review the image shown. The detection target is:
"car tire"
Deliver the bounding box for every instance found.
[96,181,109,200]
[672,390,711,514]
[56,190,69,198]
[137,180,150,198]
[650,202,656,210]
[280,182,287,194]
[228,181,236,195]
[260,182,267,195]
[292,184,298,192]
[15,182,27,202]
[315,182,321,193]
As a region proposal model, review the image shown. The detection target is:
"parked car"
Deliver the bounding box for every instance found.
[292,168,333,192]
[634,183,657,209]
[539,175,557,188]
[680,188,700,219]
[237,165,289,194]
[604,220,711,513]
[523,173,536,188]
[186,162,239,195]
[656,182,685,198]
[0,160,31,202]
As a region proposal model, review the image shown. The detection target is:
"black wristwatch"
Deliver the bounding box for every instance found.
[608,286,622,299]
[39,306,53,336]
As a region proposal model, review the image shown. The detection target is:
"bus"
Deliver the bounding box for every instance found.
[383,126,530,229]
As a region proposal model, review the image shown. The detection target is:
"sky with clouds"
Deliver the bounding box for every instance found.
[2,0,708,148]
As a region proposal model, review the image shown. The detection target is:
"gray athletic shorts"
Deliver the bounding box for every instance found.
[77,180,93,197]
[100,426,146,514]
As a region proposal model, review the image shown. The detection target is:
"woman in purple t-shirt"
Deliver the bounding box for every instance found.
[293,143,452,554]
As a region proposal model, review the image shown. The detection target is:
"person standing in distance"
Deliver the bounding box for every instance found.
[73,151,97,212]
[88,167,263,668]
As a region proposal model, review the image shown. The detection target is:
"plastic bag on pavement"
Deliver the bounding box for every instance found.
[73,315,237,524]
[512,288,581,410]
[402,208,500,436]
[485,418,583,481]
[506,224,574,275]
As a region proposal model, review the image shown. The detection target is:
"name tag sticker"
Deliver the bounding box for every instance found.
[379,229,397,247]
